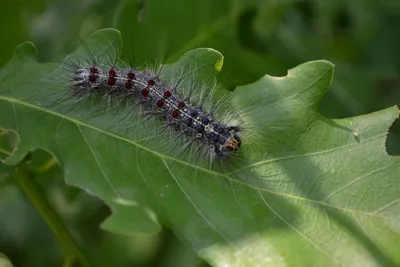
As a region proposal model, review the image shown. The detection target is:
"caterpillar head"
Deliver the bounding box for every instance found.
[222,126,241,153]
[214,126,242,158]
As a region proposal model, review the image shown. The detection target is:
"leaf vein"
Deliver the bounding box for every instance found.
[11,103,19,133]
[374,198,400,214]
[77,124,122,198]
[323,164,393,201]
[162,158,235,246]
[229,133,387,174]
[258,190,334,259]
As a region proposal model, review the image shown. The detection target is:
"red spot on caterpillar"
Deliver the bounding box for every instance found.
[127,72,135,79]
[178,102,185,108]
[171,109,179,118]
[125,81,132,89]
[141,88,150,96]
[89,74,96,83]
[148,79,155,86]
[108,77,116,86]
[90,67,98,73]
[109,69,117,77]
[156,99,164,107]
[164,91,171,98]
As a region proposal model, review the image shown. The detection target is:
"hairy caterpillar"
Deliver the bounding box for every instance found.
[37,29,246,170]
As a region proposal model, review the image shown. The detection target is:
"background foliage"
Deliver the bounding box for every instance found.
[0,0,399,266]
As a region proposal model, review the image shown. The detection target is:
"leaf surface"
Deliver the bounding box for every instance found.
[0,29,399,267]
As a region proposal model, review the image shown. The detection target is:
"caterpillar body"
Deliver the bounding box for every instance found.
[72,64,242,159]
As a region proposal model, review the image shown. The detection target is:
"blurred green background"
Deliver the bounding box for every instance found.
[1,0,399,266]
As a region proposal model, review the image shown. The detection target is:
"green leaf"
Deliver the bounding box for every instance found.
[0,253,13,267]
[1,28,399,267]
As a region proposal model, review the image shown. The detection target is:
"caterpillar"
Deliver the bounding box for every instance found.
[41,29,245,169]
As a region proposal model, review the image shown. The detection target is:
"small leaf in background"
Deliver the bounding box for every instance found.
[0,253,13,267]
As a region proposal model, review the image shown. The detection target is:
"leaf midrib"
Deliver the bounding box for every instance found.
[0,95,390,218]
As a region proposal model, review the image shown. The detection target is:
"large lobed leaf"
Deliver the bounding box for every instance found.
[0,29,399,267]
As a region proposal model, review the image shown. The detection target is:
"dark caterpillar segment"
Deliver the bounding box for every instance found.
[73,65,241,158]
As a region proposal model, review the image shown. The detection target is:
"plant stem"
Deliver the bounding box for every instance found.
[14,167,90,267]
